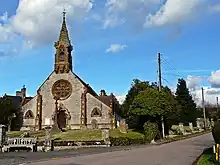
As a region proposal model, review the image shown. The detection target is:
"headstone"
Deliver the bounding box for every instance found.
[43,126,53,152]
[189,122,194,131]
[196,120,201,129]
[119,119,127,133]
[179,123,184,134]
[102,129,109,141]
[0,125,6,147]
[211,118,215,127]
[206,119,210,128]
[102,128,110,146]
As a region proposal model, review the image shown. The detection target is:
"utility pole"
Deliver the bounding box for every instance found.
[201,87,207,129]
[157,53,165,138]
[217,97,219,112]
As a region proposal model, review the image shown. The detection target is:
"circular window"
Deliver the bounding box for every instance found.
[52,79,72,100]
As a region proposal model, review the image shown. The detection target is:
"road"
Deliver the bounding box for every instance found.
[0,133,214,165]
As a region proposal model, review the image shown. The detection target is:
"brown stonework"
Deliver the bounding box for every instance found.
[109,100,115,129]
[80,87,87,128]
[35,89,42,131]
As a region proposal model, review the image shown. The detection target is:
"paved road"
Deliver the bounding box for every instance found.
[0,133,214,165]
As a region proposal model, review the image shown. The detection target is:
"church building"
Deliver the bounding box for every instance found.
[16,12,120,131]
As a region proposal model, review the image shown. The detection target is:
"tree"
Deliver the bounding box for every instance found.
[162,86,181,133]
[175,78,197,125]
[121,79,150,118]
[129,87,176,130]
[0,97,18,128]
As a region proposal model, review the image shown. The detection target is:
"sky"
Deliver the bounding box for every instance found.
[0,0,220,105]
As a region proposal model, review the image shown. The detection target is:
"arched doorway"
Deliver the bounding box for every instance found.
[57,110,66,130]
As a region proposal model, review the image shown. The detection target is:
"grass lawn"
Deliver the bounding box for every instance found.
[197,148,220,165]
[8,129,145,141]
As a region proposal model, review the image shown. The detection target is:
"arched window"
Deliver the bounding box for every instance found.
[24,110,34,119]
[91,107,102,117]
[59,52,65,61]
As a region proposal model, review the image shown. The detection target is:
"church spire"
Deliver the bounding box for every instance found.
[54,10,73,74]
[58,9,71,46]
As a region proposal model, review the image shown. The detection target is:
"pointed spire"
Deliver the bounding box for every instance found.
[59,9,71,46]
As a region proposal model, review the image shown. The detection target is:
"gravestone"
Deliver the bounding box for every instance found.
[0,125,6,148]
[119,119,127,133]
[102,128,110,146]
[43,126,53,152]
[189,122,194,131]
[179,123,185,134]
[102,128,109,141]
[196,120,201,129]
[211,118,215,127]
[206,119,210,128]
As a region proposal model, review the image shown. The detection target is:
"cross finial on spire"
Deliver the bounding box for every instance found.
[63,8,66,19]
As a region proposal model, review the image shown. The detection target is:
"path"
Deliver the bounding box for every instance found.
[25,133,214,165]
[0,133,214,165]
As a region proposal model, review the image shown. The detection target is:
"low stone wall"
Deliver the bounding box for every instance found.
[37,144,110,151]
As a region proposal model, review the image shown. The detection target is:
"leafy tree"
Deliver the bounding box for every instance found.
[175,78,197,125]
[129,87,176,130]
[121,79,150,118]
[0,97,18,128]
[162,86,181,133]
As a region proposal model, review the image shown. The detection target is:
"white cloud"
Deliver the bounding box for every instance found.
[186,75,201,91]
[100,0,209,29]
[115,94,126,104]
[0,12,8,22]
[190,87,220,106]
[208,70,220,88]
[185,71,220,106]
[0,0,93,48]
[106,44,127,53]
[103,0,160,29]
[144,0,204,28]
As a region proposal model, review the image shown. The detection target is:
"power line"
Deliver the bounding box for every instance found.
[160,54,185,79]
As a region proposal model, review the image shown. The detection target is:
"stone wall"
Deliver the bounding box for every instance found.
[86,93,111,129]
[21,96,38,129]
[21,71,113,130]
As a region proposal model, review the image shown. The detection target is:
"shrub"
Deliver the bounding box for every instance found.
[143,121,159,142]
[212,121,220,144]
[109,137,145,146]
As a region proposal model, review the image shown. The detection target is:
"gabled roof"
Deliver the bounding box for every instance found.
[72,72,98,96]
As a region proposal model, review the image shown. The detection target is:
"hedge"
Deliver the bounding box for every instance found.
[109,136,146,146]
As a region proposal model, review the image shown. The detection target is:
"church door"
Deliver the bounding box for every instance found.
[57,110,66,129]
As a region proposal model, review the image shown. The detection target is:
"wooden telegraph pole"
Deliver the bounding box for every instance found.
[157,53,165,138]
[201,87,207,129]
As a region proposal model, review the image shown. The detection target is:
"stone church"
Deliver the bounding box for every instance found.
[8,12,120,131]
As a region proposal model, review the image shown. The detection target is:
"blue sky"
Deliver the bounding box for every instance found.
[0,0,220,104]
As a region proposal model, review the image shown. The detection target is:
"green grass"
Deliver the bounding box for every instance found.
[7,129,145,141]
[52,129,102,141]
[197,148,220,165]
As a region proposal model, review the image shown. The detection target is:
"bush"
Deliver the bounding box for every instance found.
[143,121,159,142]
[110,137,145,146]
[212,121,220,144]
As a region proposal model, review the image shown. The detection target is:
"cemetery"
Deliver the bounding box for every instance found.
[0,117,212,153]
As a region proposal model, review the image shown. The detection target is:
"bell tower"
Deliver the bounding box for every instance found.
[54,10,73,74]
